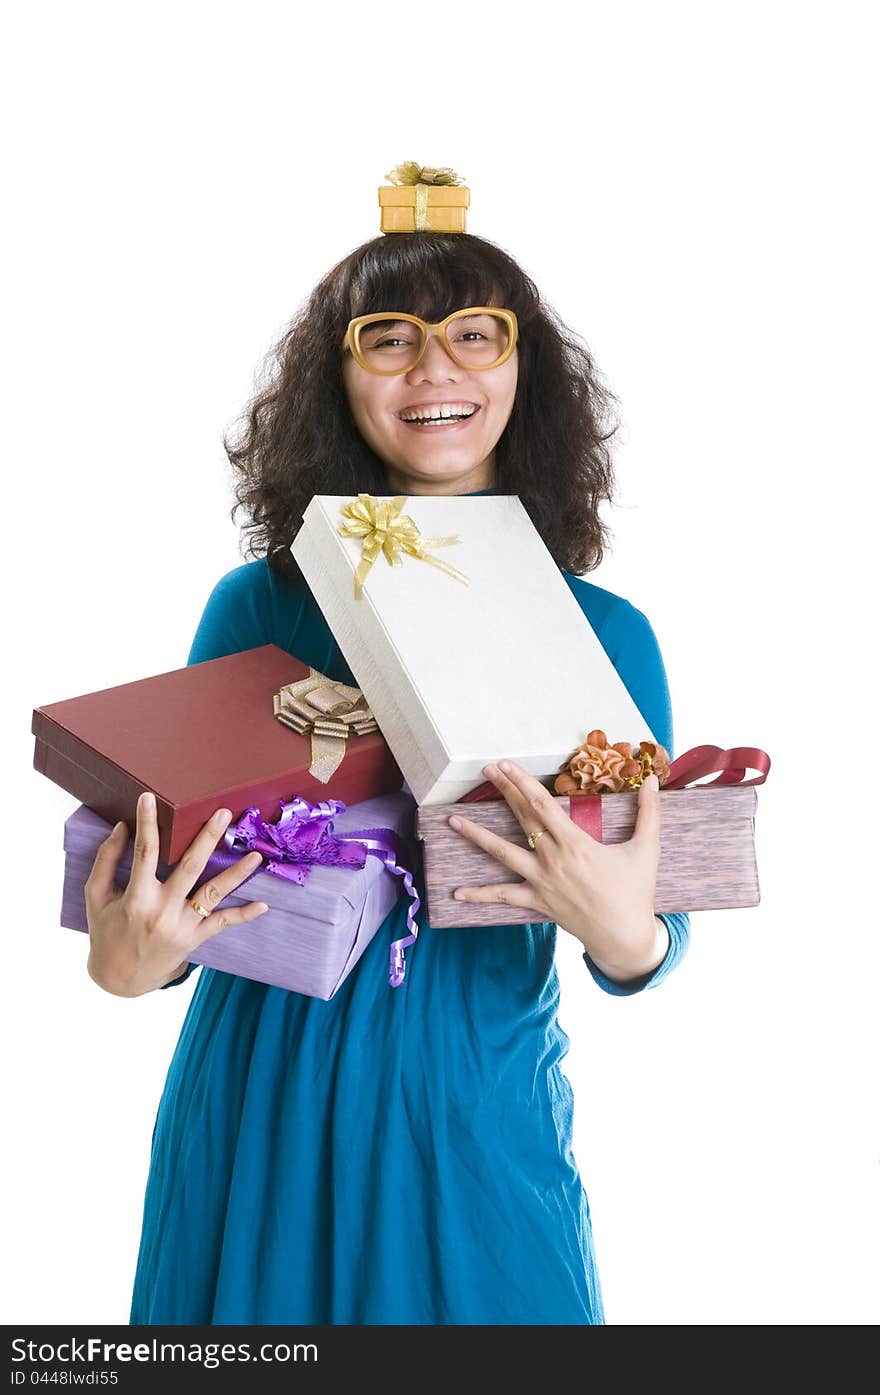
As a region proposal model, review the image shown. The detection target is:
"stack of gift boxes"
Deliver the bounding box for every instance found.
[32,493,768,1000]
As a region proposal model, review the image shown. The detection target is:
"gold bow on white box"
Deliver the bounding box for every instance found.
[338,494,469,598]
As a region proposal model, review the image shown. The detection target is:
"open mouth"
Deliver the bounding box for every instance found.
[396,404,482,430]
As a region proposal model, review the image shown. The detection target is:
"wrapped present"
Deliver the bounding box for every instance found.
[60,790,420,997]
[33,644,402,865]
[378,162,470,233]
[291,494,655,805]
[415,744,771,927]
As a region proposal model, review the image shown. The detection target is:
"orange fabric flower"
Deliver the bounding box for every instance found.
[553,730,671,796]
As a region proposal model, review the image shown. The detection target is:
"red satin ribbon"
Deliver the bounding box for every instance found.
[457,745,772,844]
[663,745,770,790]
[458,782,504,804]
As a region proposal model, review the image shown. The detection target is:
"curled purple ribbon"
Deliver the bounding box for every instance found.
[192,794,420,988]
[223,795,367,882]
[337,825,421,989]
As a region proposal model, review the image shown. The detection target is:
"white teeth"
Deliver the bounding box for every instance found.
[399,403,477,422]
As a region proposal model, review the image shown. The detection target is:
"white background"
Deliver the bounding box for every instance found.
[3,0,877,1326]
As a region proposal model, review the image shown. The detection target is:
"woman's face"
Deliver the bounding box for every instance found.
[341,311,519,495]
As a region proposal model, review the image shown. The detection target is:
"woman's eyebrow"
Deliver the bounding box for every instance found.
[365,317,413,328]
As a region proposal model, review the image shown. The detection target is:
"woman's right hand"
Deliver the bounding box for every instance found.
[84,791,269,997]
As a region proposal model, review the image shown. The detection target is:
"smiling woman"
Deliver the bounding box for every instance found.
[341,304,519,492]
[223,230,619,568]
[116,207,690,1327]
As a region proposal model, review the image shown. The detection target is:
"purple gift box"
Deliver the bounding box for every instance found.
[61,790,419,999]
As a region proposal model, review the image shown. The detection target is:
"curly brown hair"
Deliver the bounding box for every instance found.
[224,232,621,581]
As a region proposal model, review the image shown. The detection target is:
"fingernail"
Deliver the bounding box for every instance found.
[497,759,512,773]
[448,815,462,830]
[214,808,232,824]
[645,774,659,790]
[113,821,126,836]
[483,763,499,779]
[453,889,465,900]
[256,903,269,913]
[140,792,155,811]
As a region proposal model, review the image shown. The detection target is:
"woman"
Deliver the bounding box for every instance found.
[85,230,690,1325]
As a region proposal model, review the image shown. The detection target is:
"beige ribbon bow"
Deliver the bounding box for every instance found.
[338,493,469,598]
[273,668,378,783]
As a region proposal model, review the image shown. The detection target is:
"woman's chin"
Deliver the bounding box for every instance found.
[404,437,490,466]
[383,455,493,493]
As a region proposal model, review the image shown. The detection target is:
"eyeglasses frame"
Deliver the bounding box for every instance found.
[341,306,519,377]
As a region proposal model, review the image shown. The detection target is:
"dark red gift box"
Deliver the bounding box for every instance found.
[32,644,403,864]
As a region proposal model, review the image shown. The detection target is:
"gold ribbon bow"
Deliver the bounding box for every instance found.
[338,494,469,598]
[384,162,464,230]
[273,667,378,783]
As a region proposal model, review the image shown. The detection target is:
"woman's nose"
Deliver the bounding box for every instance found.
[409,330,464,380]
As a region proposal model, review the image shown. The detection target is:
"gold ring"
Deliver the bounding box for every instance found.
[189,898,211,919]
[527,829,547,850]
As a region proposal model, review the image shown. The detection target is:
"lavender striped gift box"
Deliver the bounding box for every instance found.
[61,791,417,1000]
[415,743,770,928]
[415,785,761,928]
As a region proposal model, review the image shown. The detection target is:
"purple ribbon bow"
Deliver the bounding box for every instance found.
[193,794,420,988]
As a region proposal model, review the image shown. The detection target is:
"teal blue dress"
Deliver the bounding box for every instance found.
[129,495,689,1326]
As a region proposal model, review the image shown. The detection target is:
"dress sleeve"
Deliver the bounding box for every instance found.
[575,597,691,997]
[160,563,275,990]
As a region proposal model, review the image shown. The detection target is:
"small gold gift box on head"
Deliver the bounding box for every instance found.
[379,162,470,233]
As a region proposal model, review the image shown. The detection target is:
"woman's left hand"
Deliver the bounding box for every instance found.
[448,759,668,982]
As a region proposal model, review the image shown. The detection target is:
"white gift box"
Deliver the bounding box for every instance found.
[291,494,657,805]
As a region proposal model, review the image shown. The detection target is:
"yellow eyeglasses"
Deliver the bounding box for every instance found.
[342,306,519,376]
